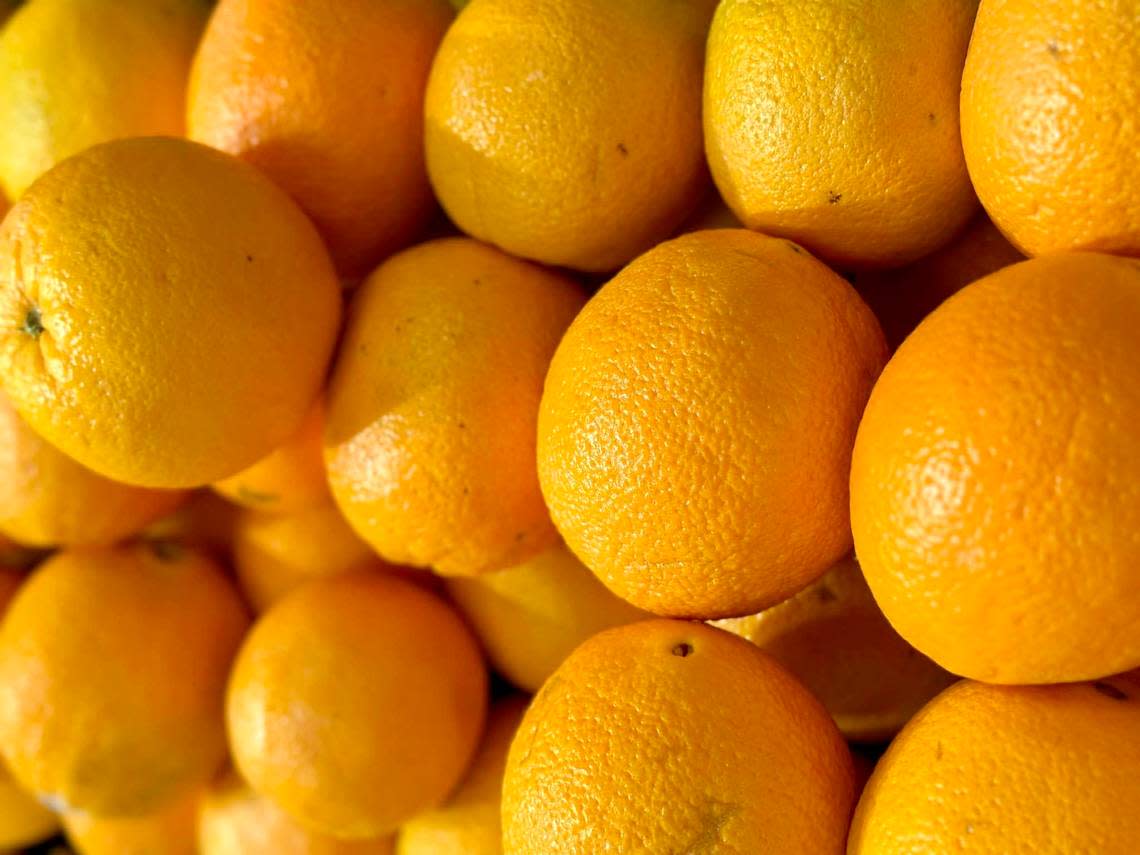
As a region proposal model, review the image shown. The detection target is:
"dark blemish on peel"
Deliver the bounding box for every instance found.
[1047,40,1061,58]
[1092,681,1128,701]
[672,643,694,657]
[786,241,803,254]
[246,254,254,262]
[514,531,526,542]
[22,307,43,338]
[928,112,937,124]
[617,142,629,156]
[457,421,466,429]
[935,741,944,760]
[816,585,837,603]
[827,191,842,205]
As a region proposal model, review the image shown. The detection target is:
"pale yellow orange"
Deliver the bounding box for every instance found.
[63,789,198,855]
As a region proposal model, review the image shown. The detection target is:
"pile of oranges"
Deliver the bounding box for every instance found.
[0,0,1137,852]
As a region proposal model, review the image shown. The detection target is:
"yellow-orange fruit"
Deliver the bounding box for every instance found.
[63,789,199,855]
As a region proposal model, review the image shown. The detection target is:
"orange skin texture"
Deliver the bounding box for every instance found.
[0,137,342,489]
[397,696,528,855]
[199,772,395,855]
[851,253,1140,683]
[712,557,955,742]
[188,0,452,276]
[537,230,887,618]
[226,572,488,839]
[853,212,1025,350]
[961,0,1140,257]
[502,620,856,854]
[0,0,206,199]
[324,238,585,577]
[63,789,199,855]
[848,675,1140,853]
[0,392,187,547]
[0,543,249,816]
[704,0,979,269]
[424,0,715,272]
[446,542,652,692]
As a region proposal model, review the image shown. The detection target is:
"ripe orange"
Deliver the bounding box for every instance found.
[0,542,249,816]
[0,137,341,489]
[848,674,1140,852]
[704,0,979,269]
[538,230,887,618]
[851,252,1140,683]
[0,0,206,199]
[324,238,585,577]
[0,391,187,547]
[397,696,527,855]
[424,0,715,272]
[227,572,488,838]
[188,0,453,276]
[213,400,329,514]
[445,542,651,692]
[199,772,395,855]
[712,557,956,741]
[63,788,199,855]
[961,0,1140,257]
[502,620,856,853]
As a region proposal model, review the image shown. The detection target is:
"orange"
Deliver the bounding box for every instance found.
[852,212,1025,349]
[424,0,715,272]
[199,772,395,855]
[324,238,585,577]
[851,252,1140,683]
[188,0,452,276]
[0,136,341,489]
[0,391,187,547]
[502,620,856,853]
[712,557,956,741]
[232,502,397,613]
[227,572,488,838]
[141,490,240,563]
[961,0,1140,257]
[704,0,979,269]
[62,789,198,855]
[848,674,1140,853]
[398,695,527,855]
[537,229,887,618]
[213,400,329,515]
[0,0,206,199]
[446,542,651,692]
[0,542,249,816]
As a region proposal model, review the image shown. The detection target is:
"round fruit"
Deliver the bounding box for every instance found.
[213,400,330,515]
[848,675,1140,852]
[324,238,584,577]
[199,772,395,855]
[227,572,488,838]
[502,620,856,853]
[712,557,956,741]
[446,542,651,691]
[63,789,199,855]
[0,136,341,489]
[188,0,453,275]
[0,542,249,816]
[0,0,206,198]
[0,392,187,547]
[397,696,527,855]
[851,252,1140,683]
[424,0,715,272]
[538,229,887,618]
[704,0,979,268]
[961,0,1140,257]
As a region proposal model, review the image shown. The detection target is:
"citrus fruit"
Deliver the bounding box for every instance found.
[227,572,488,838]
[961,0,1140,257]
[537,229,887,618]
[851,252,1140,683]
[712,557,956,741]
[0,0,206,199]
[704,0,979,268]
[502,620,856,853]
[397,695,527,855]
[848,674,1140,853]
[424,0,715,272]
[324,238,584,577]
[213,400,329,515]
[446,542,651,692]
[62,789,199,855]
[199,772,395,855]
[0,136,341,489]
[188,0,453,276]
[141,490,240,562]
[0,391,187,547]
[0,542,249,816]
